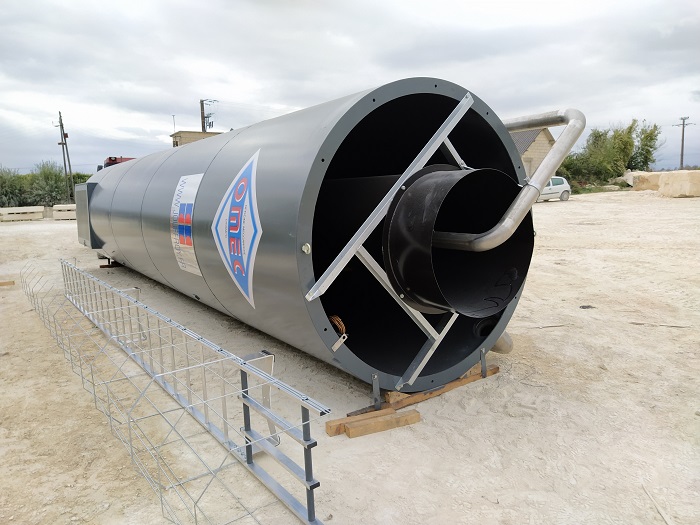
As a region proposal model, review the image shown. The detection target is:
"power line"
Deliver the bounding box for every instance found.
[672,116,695,169]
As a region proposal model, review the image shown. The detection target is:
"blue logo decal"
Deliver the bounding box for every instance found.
[212,150,262,308]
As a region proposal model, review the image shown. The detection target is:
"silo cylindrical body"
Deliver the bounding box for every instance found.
[78,77,534,392]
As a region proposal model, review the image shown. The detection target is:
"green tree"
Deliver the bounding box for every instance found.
[610,121,636,174]
[627,121,663,171]
[28,160,67,207]
[558,128,625,183]
[557,119,663,186]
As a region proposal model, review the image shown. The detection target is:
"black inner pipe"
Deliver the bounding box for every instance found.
[382,167,533,317]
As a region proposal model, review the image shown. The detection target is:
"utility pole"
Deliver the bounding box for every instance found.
[673,116,695,169]
[57,111,74,201]
[199,99,218,132]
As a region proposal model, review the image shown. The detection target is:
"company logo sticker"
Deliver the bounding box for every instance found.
[170,173,203,276]
[212,150,262,308]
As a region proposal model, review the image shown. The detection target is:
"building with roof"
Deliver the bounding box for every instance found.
[170,130,221,147]
[509,128,555,178]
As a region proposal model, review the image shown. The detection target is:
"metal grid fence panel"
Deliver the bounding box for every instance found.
[21,260,330,525]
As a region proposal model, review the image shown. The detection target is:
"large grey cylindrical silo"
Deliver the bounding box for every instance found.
[76,77,534,392]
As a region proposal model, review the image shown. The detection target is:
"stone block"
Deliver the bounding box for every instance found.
[658,170,700,197]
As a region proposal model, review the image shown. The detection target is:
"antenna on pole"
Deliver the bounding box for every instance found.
[673,116,695,169]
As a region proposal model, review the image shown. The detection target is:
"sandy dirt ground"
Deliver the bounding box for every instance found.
[1,190,698,525]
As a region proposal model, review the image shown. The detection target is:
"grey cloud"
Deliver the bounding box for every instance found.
[375,26,562,71]
[1,0,699,172]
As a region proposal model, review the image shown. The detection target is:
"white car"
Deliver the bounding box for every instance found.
[538,176,571,201]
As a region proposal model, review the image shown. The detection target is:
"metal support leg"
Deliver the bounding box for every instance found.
[372,373,381,410]
[301,407,316,524]
[240,370,253,465]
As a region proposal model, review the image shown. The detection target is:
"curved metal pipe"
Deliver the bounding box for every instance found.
[433,108,586,252]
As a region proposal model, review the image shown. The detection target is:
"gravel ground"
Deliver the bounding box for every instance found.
[1,189,698,524]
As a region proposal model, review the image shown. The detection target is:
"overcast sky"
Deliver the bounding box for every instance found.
[1,0,698,174]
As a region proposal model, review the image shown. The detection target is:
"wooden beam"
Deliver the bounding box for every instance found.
[325,408,396,437]
[0,280,15,287]
[388,365,499,410]
[385,361,484,404]
[346,364,499,417]
[344,409,421,438]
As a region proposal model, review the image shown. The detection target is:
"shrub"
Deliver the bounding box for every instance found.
[0,168,31,207]
[27,161,68,207]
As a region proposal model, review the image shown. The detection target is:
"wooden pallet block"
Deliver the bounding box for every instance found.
[347,363,499,417]
[325,408,397,436]
[344,409,421,438]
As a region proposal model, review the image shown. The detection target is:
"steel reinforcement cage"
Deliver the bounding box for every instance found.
[20,259,330,525]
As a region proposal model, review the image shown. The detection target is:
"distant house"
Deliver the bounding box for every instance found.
[509,128,555,178]
[170,130,221,147]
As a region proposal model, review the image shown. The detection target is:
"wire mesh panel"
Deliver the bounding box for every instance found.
[21,260,330,525]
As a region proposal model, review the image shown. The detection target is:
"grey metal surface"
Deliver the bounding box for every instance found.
[79,77,531,392]
[75,181,98,248]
